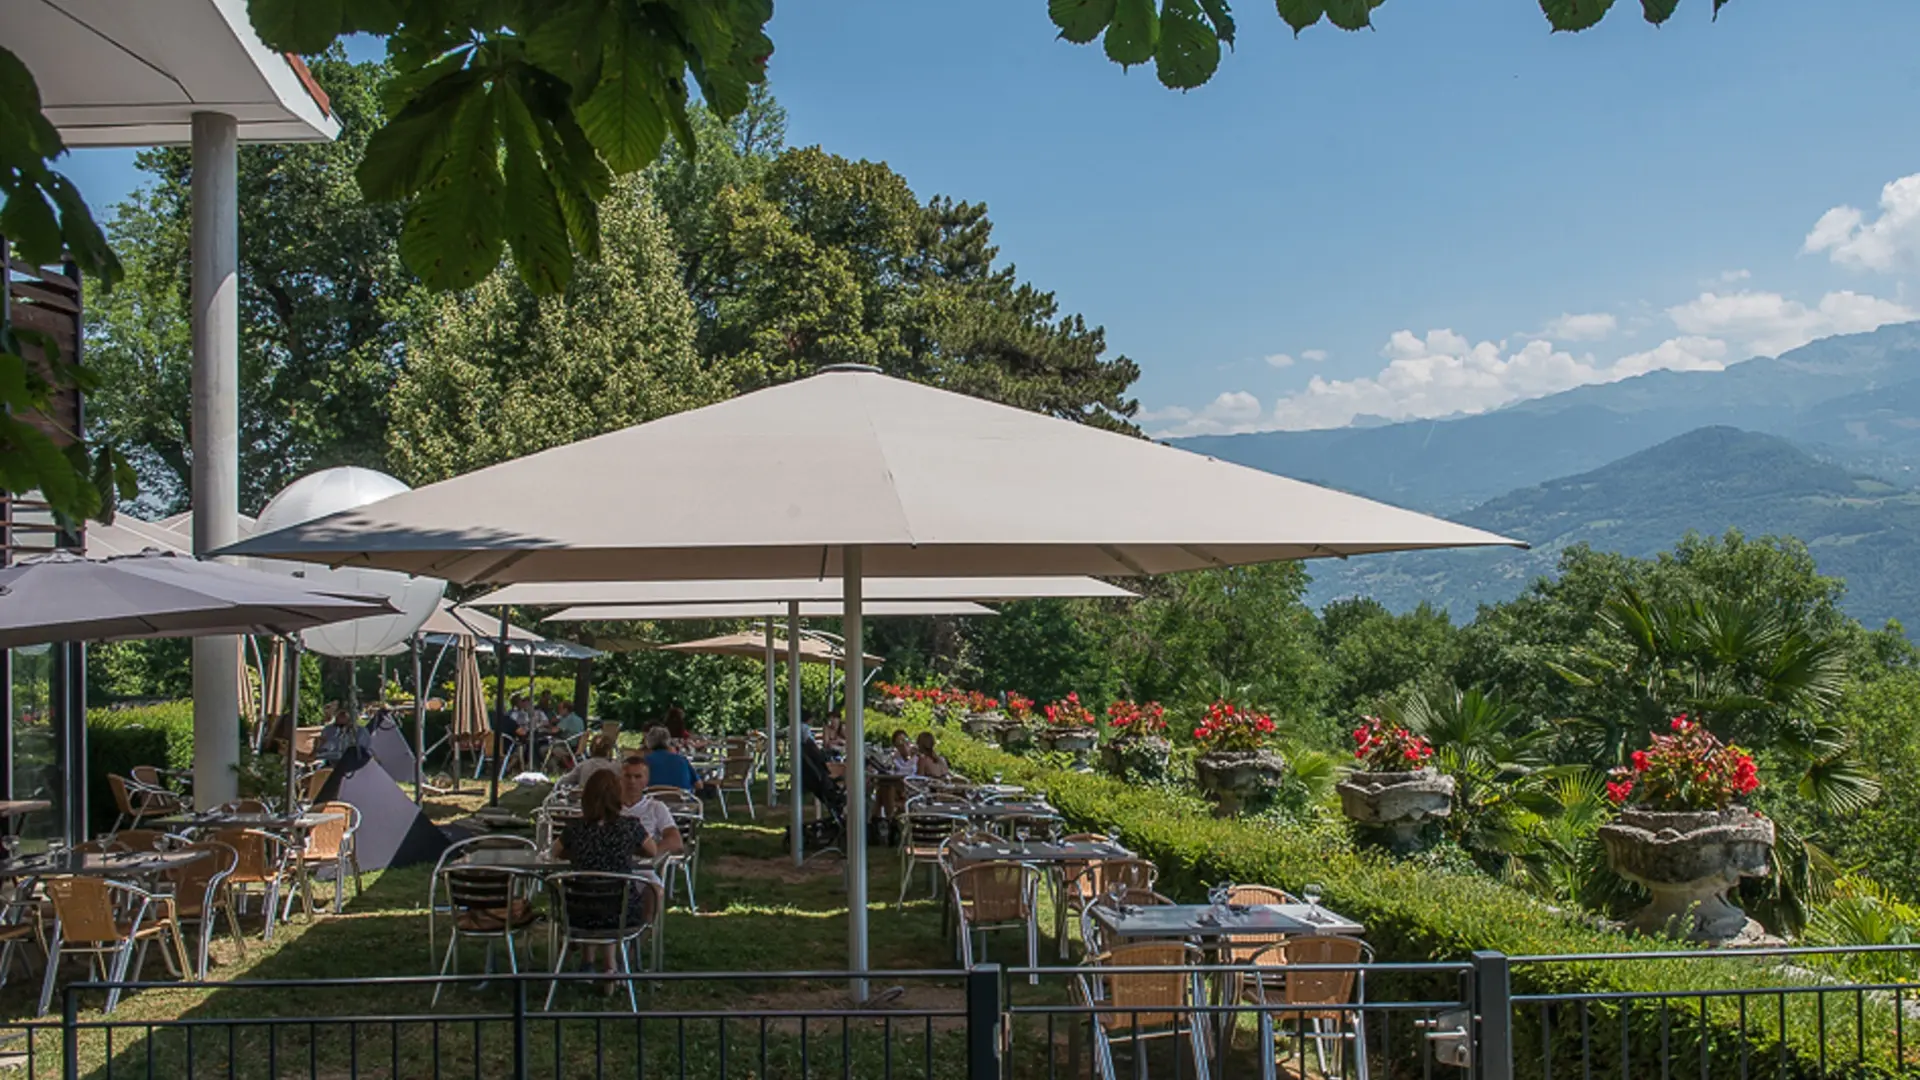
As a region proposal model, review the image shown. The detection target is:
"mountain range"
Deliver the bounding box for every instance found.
[1169,322,1920,629]
[1175,322,1920,515]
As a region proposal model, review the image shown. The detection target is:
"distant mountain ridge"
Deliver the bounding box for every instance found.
[1173,322,1920,513]
[1303,426,1920,630]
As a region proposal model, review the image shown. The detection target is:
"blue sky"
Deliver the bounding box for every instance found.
[59,1,1920,435]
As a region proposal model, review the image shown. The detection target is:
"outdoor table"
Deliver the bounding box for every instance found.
[156,810,343,834]
[964,801,1061,822]
[0,848,208,880]
[946,839,1131,868]
[1091,901,1365,942]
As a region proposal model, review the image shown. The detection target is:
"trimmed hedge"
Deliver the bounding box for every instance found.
[88,701,196,833]
[909,714,1913,1078]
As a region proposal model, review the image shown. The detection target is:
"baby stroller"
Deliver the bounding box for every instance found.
[797,736,848,857]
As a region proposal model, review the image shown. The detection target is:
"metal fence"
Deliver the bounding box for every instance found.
[15,945,1920,1079]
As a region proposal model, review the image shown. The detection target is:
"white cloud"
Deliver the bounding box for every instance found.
[1149,391,1266,437]
[1260,331,1604,431]
[1720,269,1752,283]
[1610,336,1730,378]
[1264,353,1295,368]
[1542,312,1618,342]
[1667,289,1915,356]
[1803,174,1920,272]
[1301,349,1329,363]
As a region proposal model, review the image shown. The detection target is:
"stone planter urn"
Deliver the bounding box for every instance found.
[1193,749,1286,816]
[1101,737,1172,781]
[1598,807,1775,943]
[875,696,906,718]
[1337,768,1456,853]
[1038,727,1098,770]
[996,722,1035,752]
[961,710,1004,738]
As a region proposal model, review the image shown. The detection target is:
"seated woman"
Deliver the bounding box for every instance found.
[553,770,656,993]
[888,729,920,776]
[560,734,620,789]
[914,732,951,780]
[663,706,694,748]
[820,712,847,751]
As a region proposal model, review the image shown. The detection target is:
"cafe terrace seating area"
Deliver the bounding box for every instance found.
[0,720,1374,1079]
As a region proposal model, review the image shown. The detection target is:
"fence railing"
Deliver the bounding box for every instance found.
[14,944,1920,1079]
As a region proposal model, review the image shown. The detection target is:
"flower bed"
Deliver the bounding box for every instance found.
[898,711,1910,1078]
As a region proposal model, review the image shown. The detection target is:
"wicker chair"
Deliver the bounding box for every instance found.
[1076,941,1212,1080]
[713,755,757,818]
[160,841,243,980]
[896,810,968,910]
[1249,936,1373,1080]
[543,870,661,1012]
[287,802,362,915]
[110,830,172,852]
[210,828,296,942]
[949,861,1042,982]
[1059,858,1160,959]
[106,774,185,832]
[1224,884,1301,1007]
[37,877,191,1016]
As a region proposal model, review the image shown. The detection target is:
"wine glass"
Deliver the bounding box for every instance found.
[1014,825,1030,847]
[1302,882,1325,921]
[1106,879,1129,912]
[1208,880,1234,917]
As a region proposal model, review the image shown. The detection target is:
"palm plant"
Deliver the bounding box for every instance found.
[1552,588,1880,932]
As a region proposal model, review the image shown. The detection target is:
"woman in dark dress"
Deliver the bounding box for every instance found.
[554,770,652,987]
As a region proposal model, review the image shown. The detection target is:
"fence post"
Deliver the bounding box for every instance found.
[61,986,78,1080]
[1472,950,1513,1080]
[967,964,1004,1080]
[512,974,530,1080]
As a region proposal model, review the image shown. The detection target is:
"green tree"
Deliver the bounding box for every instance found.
[84,52,419,513]
[686,144,1142,428]
[970,600,1112,704]
[1321,599,1460,716]
[387,174,727,484]
[1089,565,1333,736]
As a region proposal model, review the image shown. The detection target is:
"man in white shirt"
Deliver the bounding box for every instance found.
[619,756,684,856]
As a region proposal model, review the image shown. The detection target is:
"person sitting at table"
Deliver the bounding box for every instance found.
[317,701,372,770]
[642,727,713,796]
[914,732,951,780]
[820,711,847,751]
[536,690,557,726]
[498,695,531,742]
[561,734,621,789]
[663,706,699,749]
[552,770,656,994]
[544,700,586,769]
[618,756,684,856]
[887,730,919,777]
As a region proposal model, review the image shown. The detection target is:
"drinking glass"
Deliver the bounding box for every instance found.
[1303,882,1325,920]
[1208,881,1234,917]
[1014,825,1030,846]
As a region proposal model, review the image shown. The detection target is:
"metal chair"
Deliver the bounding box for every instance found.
[949,861,1042,982]
[1250,936,1373,1080]
[430,861,538,1007]
[1076,941,1213,1080]
[160,841,243,980]
[543,870,661,1012]
[1060,858,1160,959]
[287,802,361,915]
[713,755,756,818]
[37,877,192,1016]
[209,828,296,942]
[1224,884,1301,1008]
[896,810,968,910]
[106,774,185,832]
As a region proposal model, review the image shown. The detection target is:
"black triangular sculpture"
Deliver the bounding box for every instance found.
[367,716,418,786]
[315,759,450,870]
